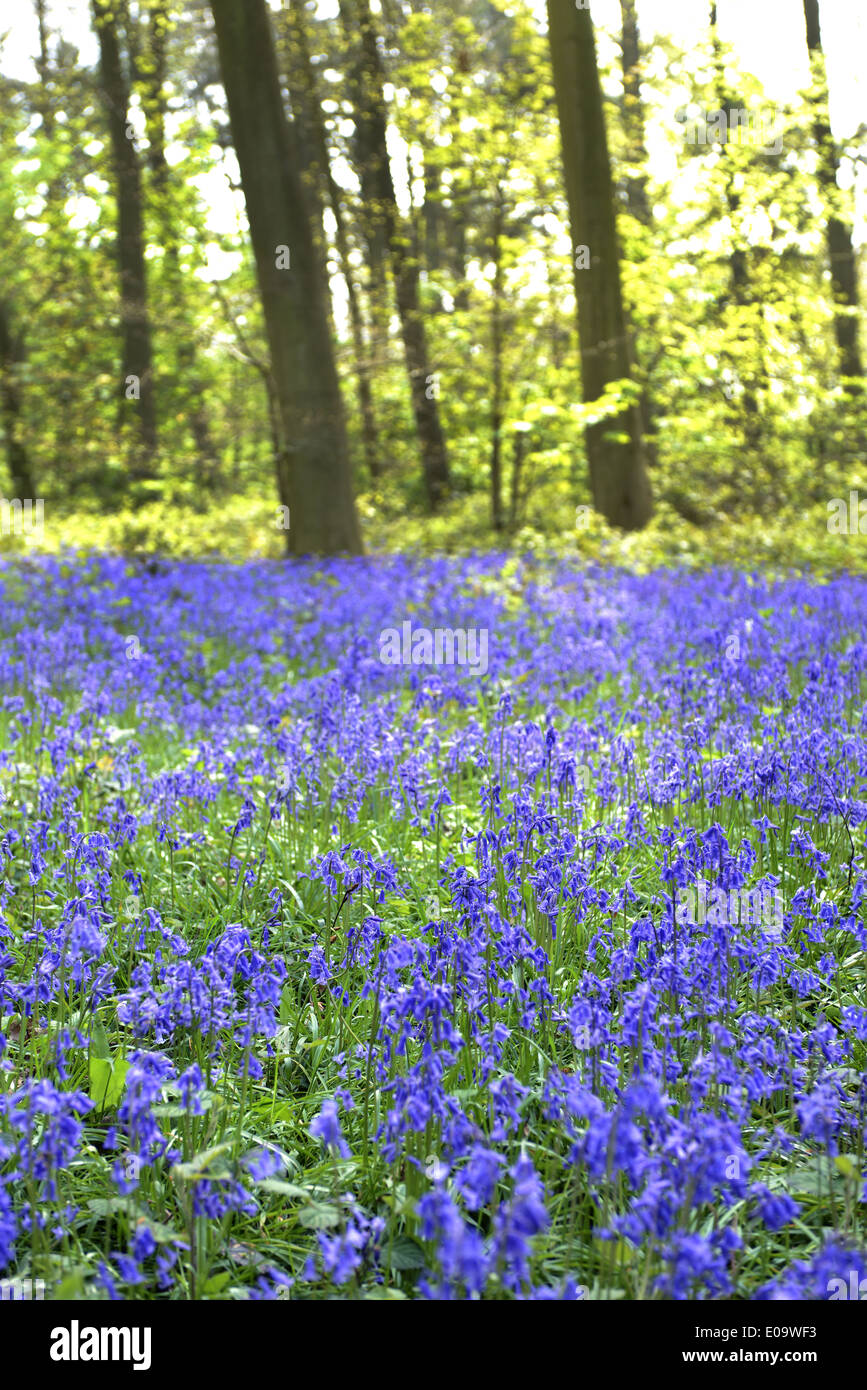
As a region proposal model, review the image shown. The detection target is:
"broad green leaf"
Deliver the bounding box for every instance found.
[90,1020,112,1062]
[298,1204,340,1230]
[387,1235,426,1271]
[89,1056,130,1110]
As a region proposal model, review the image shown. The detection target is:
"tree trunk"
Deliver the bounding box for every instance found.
[337,2,391,372]
[423,163,439,273]
[508,428,525,532]
[275,5,335,336]
[140,0,218,487]
[209,0,362,555]
[92,0,158,479]
[451,204,470,312]
[0,300,36,500]
[338,0,451,510]
[284,0,381,482]
[618,0,658,468]
[34,0,54,138]
[490,187,504,532]
[546,0,652,530]
[710,4,765,488]
[619,0,651,226]
[214,280,292,523]
[803,0,863,385]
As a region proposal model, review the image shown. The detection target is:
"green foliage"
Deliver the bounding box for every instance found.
[14,488,867,578]
[0,2,863,550]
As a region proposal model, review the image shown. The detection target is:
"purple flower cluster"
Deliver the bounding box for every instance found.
[0,555,866,1298]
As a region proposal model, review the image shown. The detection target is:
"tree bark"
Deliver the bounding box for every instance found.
[34,0,55,138]
[274,5,334,335]
[618,0,658,468]
[508,428,525,532]
[283,0,381,483]
[803,0,863,384]
[92,0,158,478]
[338,0,451,510]
[710,4,765,488]
[546,0,652,530]
[0,300,36,500]
[214,280,291,522]
[490,186,504,532]
[140,0,218,487]
[209,0,362,555]
[618,0,651,226]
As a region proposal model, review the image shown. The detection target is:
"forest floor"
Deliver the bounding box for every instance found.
[0,554,865,1299]
[3,490,865,574]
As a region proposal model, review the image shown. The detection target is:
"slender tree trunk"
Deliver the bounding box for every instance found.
[423,157,445,313]
[338,0,451,510]
[275,5,335,336]
[618,0,658,468]
[92,0,157,479]
[214,280,292,522]
[710,4,765,486]
[1,0,56,505]
[546,0,652,530]
[508,429,525,532]
[140,0,218,487]
[284,0,381,482]
[451,206,470,312]
[803,0,863,385]
[619,0,651,225]
[209,0,362,555]
[0,300,36,500]
[337,1,391,373]
[34,0,54,137]
[490,187,504,532]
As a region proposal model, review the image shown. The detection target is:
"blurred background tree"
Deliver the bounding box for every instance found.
[0,0,862,555]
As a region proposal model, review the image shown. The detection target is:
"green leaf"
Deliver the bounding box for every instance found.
[172,1143,234,1181]
[55,1269,88,1300]
[834,1154,860,1181]
[785,1158,845,1196]
[255,1179,309,1198]
[90,1020,112,1062]
[593,1235,634,1265]
[387,1235,426,1271]
[86,1197,135,1219]
[202,1271,231,1295]
[298,1203,340,1230]
[88,1056,130,1111]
